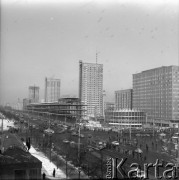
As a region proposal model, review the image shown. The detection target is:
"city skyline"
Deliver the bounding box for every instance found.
[0,0,178,106]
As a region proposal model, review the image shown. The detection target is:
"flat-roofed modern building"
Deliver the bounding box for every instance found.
[27,98,86,122]
[79,60,103,117]
[106,109,146,128]
[29,86,39,103]
[115,89,133,110]
[45,77,60,102]
[133,66,179,127]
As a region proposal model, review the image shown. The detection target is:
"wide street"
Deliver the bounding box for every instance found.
[2,109,179,179]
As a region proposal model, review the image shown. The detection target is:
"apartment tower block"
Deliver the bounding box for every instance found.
[29,86,39,103]
[79,60,103,117]
[45,77,60,102]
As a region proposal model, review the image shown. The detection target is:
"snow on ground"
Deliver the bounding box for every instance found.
[29,146,66,179]
[0,119,14,130]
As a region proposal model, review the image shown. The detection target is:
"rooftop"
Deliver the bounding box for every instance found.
[0,132,41,165]
[133,65,179,75]
[0,146,41,165]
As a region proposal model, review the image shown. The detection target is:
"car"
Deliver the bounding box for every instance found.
[88,134,92,138]
[63,139,69,144]
[112,141,119,146]
[70,141,76,147]
[88,148,94,152]
[72,132,77,136]
[99,145,105,150]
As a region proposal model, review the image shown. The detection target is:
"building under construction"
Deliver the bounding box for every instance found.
[26,98,86,122]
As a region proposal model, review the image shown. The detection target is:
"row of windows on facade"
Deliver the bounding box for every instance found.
[133,77,175,82]
[116,98,131,101]
[81,80,103,83]
[82,99,103,102]
[82,74,103,77]
[108,117,145,120]
[82,100,102,102]
[134,85,178,88]
[133,94,173,97]
[133,89,173,93]
[115,95,131,97]
[82,93,103,95]
[133,97,173,100]
[133,70,174,76]
[133,102,173,105]
[133,96,173,99]
[81,81,103,84]
[83,102,103,104]
[133,79,179,84]
[133,74,179,79]
[82,66,103,69]
[46,82,60,86]
[133,85,174,88]
[82,72,103,75]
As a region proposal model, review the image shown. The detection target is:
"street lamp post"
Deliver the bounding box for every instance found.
[1,114,4,152]
[44,128,54,162]
[100,150,103,179]
[78,116,81,179]
[49,134,52,162]
[65,156,68,179]
[153,119,155,137]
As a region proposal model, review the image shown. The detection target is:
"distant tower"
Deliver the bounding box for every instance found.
[115,89,133,110]
[29,86,39,103]
[44,77,60,102]
[79,60,103,117]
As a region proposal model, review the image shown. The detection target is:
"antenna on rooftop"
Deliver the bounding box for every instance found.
[96,50,98,64]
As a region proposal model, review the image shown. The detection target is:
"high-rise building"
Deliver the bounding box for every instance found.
[79,60,103,117]
[44,77,60,102]
[104,102,115,112]
[29,86,39,103]
[115,89,133,110]
[23,98,31,110]
[133,66,179,127]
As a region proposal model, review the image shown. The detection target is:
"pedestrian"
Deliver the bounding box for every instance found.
[146,144,148,152]
[53,168,56,177]
[144,156,146,161]
[139,153,142,159]
[132,150,134,158]
[42,172,46,180]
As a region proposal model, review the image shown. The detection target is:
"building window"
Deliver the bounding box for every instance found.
[14,170,26,180]
[29,169,38,180]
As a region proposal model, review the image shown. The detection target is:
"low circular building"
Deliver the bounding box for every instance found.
[105,109,146,128]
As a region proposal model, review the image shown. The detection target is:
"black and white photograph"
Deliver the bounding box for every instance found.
[0,0,179,179]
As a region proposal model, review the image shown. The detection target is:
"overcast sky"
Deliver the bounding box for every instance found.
[0,0,179,106]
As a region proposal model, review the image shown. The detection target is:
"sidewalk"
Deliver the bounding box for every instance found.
[29,146,66,179]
